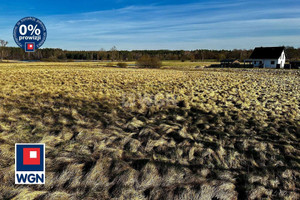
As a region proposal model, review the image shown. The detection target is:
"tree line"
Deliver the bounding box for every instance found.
[1,41,300,62]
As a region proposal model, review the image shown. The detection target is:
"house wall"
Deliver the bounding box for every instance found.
[252,59,263,67]
[277,51,286,68]
[264,59,278,68]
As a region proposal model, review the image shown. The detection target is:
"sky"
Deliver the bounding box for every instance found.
[0,0,300,50]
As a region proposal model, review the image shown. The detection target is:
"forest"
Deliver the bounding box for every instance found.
[1,44,300,62]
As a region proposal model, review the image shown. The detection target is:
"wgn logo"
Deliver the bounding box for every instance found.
[15,143,45,184]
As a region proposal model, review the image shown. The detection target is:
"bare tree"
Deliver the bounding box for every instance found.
[110,46,118,61]
[0,39,8,61]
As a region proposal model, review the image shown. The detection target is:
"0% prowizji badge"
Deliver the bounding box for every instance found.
[13,17,47,52]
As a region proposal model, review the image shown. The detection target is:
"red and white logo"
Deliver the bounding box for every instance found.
[23,148,40,165]
[27,43,34,50]
[15,143,45,184]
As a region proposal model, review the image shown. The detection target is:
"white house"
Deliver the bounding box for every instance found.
[249,47,286,68]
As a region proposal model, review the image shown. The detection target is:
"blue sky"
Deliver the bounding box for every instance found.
[0,0,300,50]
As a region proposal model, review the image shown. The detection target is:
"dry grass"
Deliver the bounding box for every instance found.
[0,63,299,199]
[162,60,218,69]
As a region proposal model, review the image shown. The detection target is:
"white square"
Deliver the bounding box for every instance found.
[30,151,37,158]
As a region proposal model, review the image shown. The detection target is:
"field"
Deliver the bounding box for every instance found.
[2,60,218,70]
[0,62,299,200]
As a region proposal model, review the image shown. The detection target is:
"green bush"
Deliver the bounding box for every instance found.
[136,55,162,68]
[117,62,128,68]
[105,62,114,67]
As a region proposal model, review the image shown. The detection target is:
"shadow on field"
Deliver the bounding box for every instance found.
[0,94,299,199]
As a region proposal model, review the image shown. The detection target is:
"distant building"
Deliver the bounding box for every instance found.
[289,61,300,69]
[248,47,286,68]
[220,59,239,67]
